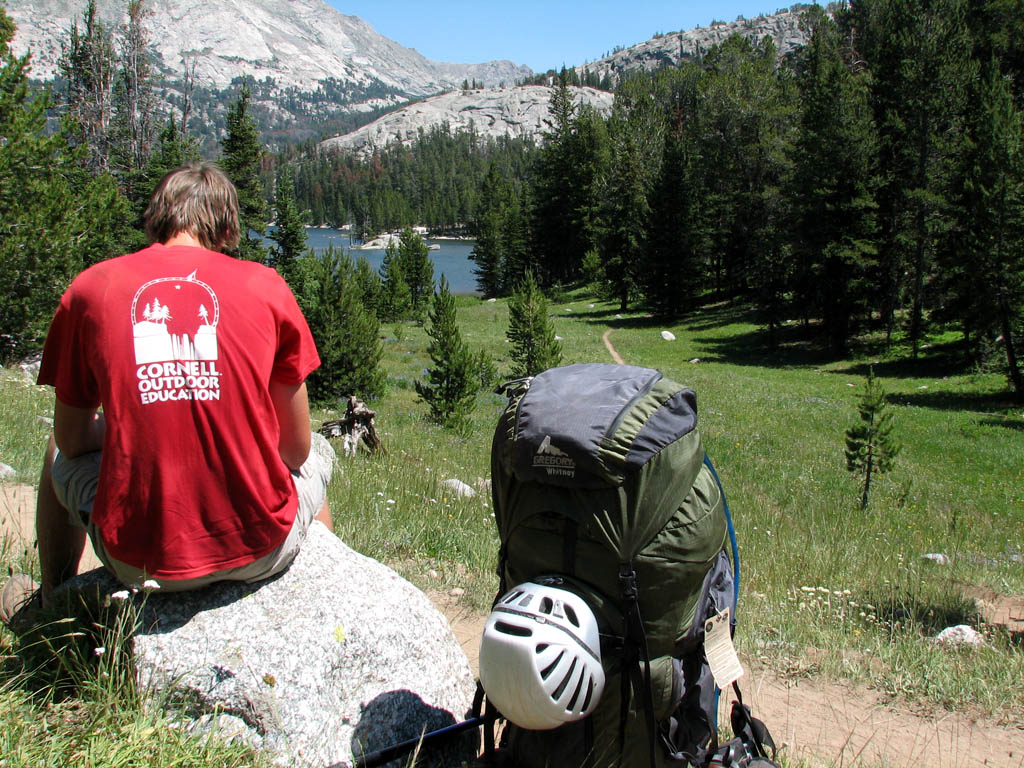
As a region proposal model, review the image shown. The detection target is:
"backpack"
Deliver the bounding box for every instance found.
[483,363,776,768]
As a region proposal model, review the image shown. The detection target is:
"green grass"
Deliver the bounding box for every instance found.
[2,289,1023,765]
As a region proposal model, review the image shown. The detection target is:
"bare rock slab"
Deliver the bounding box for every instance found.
[63,523,477,767]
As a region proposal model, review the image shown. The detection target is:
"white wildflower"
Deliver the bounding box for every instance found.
[142,579,161,590]
[111,590,131,602]
[94,647,106,656]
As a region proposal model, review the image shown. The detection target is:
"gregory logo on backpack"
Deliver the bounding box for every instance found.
[533,435,576,478]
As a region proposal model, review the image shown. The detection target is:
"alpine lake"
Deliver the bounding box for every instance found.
[300,227,479,295]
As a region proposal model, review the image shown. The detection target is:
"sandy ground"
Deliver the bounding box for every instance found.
[5,482,1023,767]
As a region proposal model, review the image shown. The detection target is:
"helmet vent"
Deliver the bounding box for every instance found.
[564,604,579,627]
[580,678,595,712]
[552,657,578,700]
[567,670,586,711]
[503,589,525,605]
[539,597,554,615]
[494,620,532,637]
[540,649,565,680]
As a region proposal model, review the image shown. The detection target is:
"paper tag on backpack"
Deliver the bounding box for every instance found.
[705,608,744,689]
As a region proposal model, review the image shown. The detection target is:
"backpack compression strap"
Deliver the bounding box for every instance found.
[618,563,659,768]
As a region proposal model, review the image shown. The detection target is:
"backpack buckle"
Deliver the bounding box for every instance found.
[618,564,638,600]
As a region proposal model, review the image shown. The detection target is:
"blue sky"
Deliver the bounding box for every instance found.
[327,1,799,73]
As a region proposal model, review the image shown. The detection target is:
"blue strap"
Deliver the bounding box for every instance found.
[704,454,738,731]
[703,454,739,615]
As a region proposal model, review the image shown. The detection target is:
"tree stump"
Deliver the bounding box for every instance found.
[319,396,383,456]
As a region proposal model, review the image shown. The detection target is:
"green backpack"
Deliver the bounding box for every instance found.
[486,363,767,768]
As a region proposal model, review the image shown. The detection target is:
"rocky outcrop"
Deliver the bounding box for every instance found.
[5,0,530,97]
[573,9,813,85]
[320,85,615,156]
[60,523,477,767]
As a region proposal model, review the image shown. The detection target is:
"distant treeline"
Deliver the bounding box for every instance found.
[284,128,537,237]
[287,0,1024,397]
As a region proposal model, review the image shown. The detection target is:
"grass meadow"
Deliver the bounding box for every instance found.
[1,288,1022,765]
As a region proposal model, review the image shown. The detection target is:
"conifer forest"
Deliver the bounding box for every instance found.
[2,0,1023,400]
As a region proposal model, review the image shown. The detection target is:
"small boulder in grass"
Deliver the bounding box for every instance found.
[921,552,950,565]
[934,624,984,648]
[661,331,676,341]
[0,462,15,480]
[19,353,41,382]
[442,478,476,498]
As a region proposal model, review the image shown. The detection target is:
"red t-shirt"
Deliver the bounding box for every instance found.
[38,243,320,579]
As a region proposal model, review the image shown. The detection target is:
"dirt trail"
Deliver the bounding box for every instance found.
[602,328,625,365]
[432,592,1024,768]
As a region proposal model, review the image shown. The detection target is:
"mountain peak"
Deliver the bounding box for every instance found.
[5,0,531,95]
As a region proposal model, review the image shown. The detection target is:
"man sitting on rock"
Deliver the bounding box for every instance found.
[1,163,334,628]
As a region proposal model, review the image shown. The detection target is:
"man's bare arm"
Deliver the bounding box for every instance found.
[54,399,105,458]
[269,379,312,470]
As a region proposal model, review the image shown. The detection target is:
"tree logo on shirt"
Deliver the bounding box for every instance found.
[131,271,222,405]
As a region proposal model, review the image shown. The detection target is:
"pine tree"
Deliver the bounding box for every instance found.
[470,162,509,297]
[145,115,200,186]
[845,367,901,510]
[500,188,534,290]
[415,276,478,431]
[378,239,412,321]
[269,167,308,283]
[1,7,131,361]
[293,246,384,403]
[353,254,382,320]
[851,0,972,352]
[221,85,268,262]
[643,111,703,317]
[532,76,608,284]
[789,6,878,355]
[604,75,663,311]
[110,0,156,215]
[507,272,563,378]
[58,0,116,174]
[398,227,434,319]
[698,34,794,305]
[939,61,1024,397]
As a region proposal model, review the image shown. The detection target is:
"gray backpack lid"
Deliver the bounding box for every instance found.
[511,363,698,487]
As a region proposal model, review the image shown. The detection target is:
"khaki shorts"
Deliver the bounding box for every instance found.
[51,433,335,591]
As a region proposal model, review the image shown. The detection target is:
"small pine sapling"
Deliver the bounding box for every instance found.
[415,277,478,431]
[507,272,563,378]
[845,367,901,510]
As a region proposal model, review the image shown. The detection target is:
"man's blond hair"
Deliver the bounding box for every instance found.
[144,163,241,252]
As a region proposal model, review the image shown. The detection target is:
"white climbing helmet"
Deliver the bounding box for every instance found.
[478,578,605,730]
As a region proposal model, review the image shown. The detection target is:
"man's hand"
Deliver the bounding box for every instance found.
[269,379,312,470]
[54,399,105,458]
